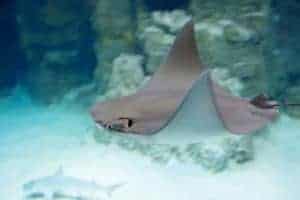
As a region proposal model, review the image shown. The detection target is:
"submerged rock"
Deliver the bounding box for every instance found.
[92,0,137,91]
[103,54,145,99]
[194,19,266,97]
[223,135,254,164]
[0,1,25,96]
[190,0,268,24]
[140,26,175,74]
[223,22,254,43]
[144,144,174,164]
[93,126,254,173]
[62,83,97,106]
[138,10,191,74]
[199,145,228,172]
[109,54,144,90]
[116,137,142,152]
[186,143,228,172]
[188,0,269,97]
[211,68,244,96]
[152,10,191,33]
[264,0,300,118]
[137,7,266,98]
[17,0,96,104]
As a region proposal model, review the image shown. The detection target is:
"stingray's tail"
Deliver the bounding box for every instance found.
[106,182,126,197]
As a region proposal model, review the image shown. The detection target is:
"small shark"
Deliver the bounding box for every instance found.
[23,168,124,200]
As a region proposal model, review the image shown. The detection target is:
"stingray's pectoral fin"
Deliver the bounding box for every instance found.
[250,93,279,109]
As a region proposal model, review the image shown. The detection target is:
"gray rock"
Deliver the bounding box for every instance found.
[211,68,244,96]
[232,62,258,80]
[194,19,266,96]
[186,143,228,172]
[199,145,228,172]
[223,22,254,43]
[241,11,268,34]
[18,0,96,104]
[93,128,255,172]
[264,0,300,119]
[91,0,136,91]
[117,137,142,152]
[223,135,254,164]
[152,10,191,33]
[104,54,145,99]
[141,26,175,74]
[189,0,269,97]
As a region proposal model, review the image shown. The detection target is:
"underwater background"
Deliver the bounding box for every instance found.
[0,0,300,199]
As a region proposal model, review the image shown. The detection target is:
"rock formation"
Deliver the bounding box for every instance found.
[17,0,96,104]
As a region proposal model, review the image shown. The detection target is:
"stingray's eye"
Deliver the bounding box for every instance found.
[127,118,134,127]
[118,117,134,128]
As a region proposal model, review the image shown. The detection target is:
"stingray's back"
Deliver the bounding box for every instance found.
[91,21,204,134]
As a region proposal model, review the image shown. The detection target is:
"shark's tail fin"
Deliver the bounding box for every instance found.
[106,182,125,197]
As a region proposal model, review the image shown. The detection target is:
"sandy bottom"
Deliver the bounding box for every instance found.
[0,91,299,200]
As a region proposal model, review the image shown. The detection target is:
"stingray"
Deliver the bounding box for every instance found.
[91,21,278,143]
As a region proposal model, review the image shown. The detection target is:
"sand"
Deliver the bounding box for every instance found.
[0,89,299,200]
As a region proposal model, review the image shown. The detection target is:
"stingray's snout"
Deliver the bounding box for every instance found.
[109,118,134,131]
[97,117,135,132]
[90,107,106,129]
[90,105,128,131]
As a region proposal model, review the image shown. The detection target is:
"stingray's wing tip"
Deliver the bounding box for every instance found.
[182,19,195,32]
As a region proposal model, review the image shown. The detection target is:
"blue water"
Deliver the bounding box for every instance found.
[1,0,300,199]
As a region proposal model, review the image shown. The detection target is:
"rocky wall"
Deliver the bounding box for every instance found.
[0,0,25,96]
[135,3,269,96]
[264,0,300,117]
[17,0,96,104]
[90,0,272,98]
[190,0,271,97]
[92,0,138,93]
